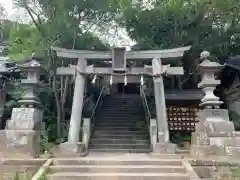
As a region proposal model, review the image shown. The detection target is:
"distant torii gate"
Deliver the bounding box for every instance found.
[52,46,191,150]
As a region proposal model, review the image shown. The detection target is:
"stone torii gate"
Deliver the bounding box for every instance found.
[52,46,191,153]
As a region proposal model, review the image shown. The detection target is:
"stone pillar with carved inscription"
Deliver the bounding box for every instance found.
[191,51,240,157]
[0,56,44,158]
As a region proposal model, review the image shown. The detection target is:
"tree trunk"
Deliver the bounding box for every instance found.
[53,76,62,138]
[61,76,70,125]
[49,49,62,138]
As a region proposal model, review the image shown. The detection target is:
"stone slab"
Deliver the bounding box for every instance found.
[53,142,87,157]
[190,145,225,157]
[209,137,235,146]
[225,146,240,157]
[205,121,234,135]
[0,130,40,158]
[199,109,230,122]
[194,121,205,132]
[191,132,209,145]
[8,108,43,130]
[232,136,240,146]
[153,143,176,154]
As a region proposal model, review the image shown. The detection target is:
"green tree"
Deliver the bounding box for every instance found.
[8,24,44,60]
[8,0,130,139]
[121,0,240,61]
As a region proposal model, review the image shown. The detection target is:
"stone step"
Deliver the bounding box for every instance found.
[102,109,142,112]
[101,111,143,114]
[90,139,149,144]
[94,130,149,136]
[96,121,145,124]
[96,121,146,125]
[101,108,142,111]
[52,159,182,166]
[105,97,141,99]
[49,165,185,174]
[96,120,145,123]
[95,120,145,123]
[96,120,144,123]
[104,103,142,105]
[104,104,141,106]
[92,134,149,138]
[105,96,141,99]
[101,109,142,111]
[101,106,142,108]
[89,143,149,149]
[97,117,143,120]
[0,159,45,166]
[104,98,141,101]
[100,112,144,116]
[99,112,144,115]
[91,134,149,140]
[95,123,146,127]
[89,148,151,153]
[99,113,143,116]
[95,127,148,131]
[104,98,141,100]
[99,117,144,119]
[46,172,189,180]
[102,103,142,106]
[0,165,40,178]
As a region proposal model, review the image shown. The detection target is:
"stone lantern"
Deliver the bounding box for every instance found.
[18,57,43,107]
[191,51,240,157]
[0,46,21,129]
[198,51,224,108]
[0,56,44,158]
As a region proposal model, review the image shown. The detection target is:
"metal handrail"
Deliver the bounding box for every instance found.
[140,86,158,150]
[140,86,152,120]
[90,86,105,126]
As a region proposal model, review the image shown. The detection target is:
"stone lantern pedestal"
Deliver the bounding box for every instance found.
[191,52,240,157]
[0,57,44,158]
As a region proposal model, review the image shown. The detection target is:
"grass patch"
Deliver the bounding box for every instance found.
[231,166,240,179]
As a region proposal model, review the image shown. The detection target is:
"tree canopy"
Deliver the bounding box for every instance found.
[120,0,240,62]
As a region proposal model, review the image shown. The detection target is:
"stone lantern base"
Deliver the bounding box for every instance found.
[0,130,40,158]
[190,109,240,157]
[0,108,43,158]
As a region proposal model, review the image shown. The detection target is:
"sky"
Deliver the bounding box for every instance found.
[0,0,29,22]
[0,0,134,48]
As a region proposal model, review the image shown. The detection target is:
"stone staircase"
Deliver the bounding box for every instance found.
[89,94,150,153]
[46,155,192,180]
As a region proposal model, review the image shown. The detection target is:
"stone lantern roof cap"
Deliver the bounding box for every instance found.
[198,51,224,72]
[199,60,224,68]
[21,56,45,73]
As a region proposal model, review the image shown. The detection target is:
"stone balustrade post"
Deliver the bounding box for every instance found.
[0,56,44,158]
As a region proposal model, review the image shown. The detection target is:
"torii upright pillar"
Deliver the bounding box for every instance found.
[56,58,87,156]
[68,59,86,144]
[152,58,176,153]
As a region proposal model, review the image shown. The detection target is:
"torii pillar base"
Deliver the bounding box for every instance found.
[53,142,87,157]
